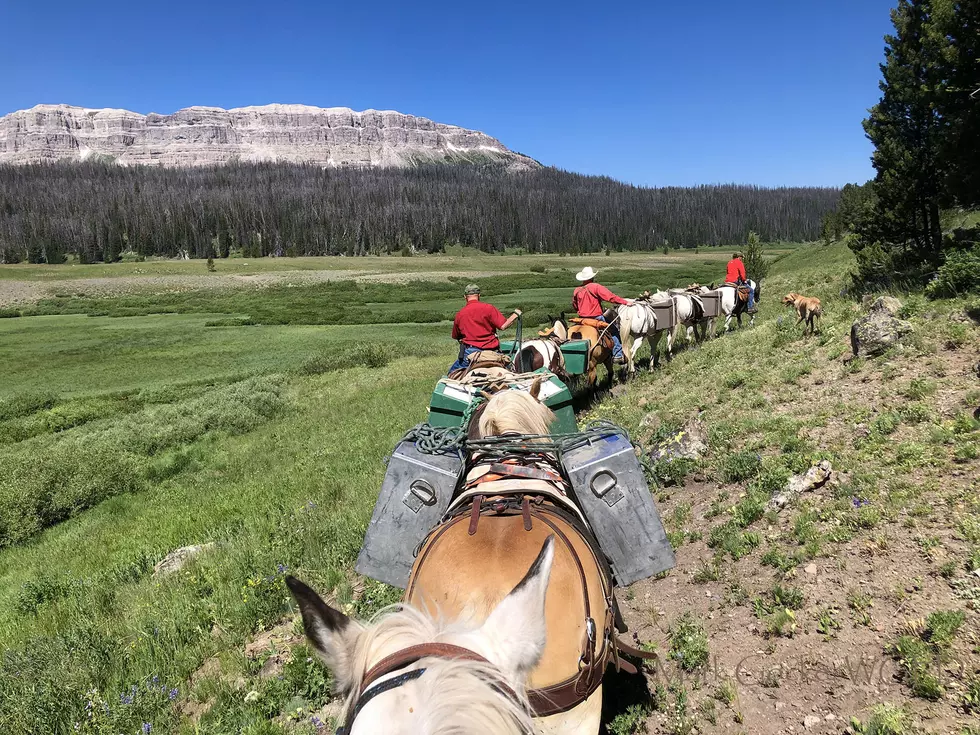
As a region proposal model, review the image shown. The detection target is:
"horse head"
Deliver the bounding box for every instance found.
[476,383,555,438]
[286,538,555,735]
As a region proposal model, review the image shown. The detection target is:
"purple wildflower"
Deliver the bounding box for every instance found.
[311,715,323,729]
[169,688,179,701]
[142,723,152,734]
[276,563,288,574]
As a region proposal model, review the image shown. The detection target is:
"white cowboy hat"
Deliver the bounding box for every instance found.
[575,266,598,282]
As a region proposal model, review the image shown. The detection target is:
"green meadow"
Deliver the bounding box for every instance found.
[2,243,976,735]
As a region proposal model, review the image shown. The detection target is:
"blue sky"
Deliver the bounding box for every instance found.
[1,0,895,187]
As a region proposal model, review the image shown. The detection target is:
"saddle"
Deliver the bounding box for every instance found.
[569,318,615,352]
[407,479,636,717]
[724,282,751,303]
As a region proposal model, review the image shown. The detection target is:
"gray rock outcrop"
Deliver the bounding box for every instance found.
[153,543,215,576]
[0,104,540,170]
[768,460,833,511]
[850,296,912,357]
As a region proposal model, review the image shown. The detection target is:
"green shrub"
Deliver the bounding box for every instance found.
[720,450,762,483]
[668,613,709,671]
[925,609,965,651]
[852,703,910,735]
[0,375,287,548]
[649,457,696,487]
[891,636,943,700]
[300,343,393,375]
[0,391,59,422]
[924,246,980,299]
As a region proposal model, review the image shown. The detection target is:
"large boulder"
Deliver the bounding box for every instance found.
[850,297,912,357]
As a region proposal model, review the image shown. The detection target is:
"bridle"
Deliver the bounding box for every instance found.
[336,642,523,735]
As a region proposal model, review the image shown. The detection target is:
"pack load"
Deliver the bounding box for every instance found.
[428,372,577,434]
[355,438,464,588]
[561,430,675,585]
[699,289,723,318]
[649,298,677,330]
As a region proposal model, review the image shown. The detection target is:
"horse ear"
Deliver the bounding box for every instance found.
[286,576,365,693]
[529,376,543,399]
[472,536,554,679]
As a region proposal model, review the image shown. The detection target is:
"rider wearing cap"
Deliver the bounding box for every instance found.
[449,284,521,374]
[725,252,756,313]
[572,267,633,363]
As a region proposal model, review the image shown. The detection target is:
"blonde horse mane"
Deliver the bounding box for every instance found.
[342,604,533,735]
[477,384,555,438]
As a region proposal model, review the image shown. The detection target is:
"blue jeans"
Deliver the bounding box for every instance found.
[449,344,482,374]
[592,315,624,359]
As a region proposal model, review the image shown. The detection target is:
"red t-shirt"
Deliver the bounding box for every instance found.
[452,300,507,349]
[726,258,747,284]
[573,282,628,318]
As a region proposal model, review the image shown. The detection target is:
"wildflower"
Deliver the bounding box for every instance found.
[142,723,152,734]
[276,563,288,574]
[311,715,323,729]
[169,688,179,701]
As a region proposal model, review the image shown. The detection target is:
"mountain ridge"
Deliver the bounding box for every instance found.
[0,103,540,170]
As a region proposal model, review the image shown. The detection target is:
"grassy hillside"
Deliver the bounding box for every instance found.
[0,244,977,735]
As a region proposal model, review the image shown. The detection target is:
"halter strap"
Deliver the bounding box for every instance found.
[337,642,522,734]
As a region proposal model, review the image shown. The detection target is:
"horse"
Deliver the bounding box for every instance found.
[617,291,672,375]
[405,388,620,734]
[667,287,710,347]
[513,316,567,377]
[716,279,761,332]
[286,539,553,735]
[562,313,615,390]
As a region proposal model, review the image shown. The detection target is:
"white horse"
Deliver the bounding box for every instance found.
[617,290,672,375]
[716,279,760,332]
[287,538,556,735]
[667,289,710,346]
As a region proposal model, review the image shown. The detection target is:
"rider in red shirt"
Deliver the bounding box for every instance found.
[572,267,633,363]
[449,284,521,373]
[725,252,756,313]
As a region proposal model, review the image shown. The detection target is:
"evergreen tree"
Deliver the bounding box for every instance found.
[861,0,945,270]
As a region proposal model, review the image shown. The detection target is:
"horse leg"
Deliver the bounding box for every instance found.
[724,313,733,332]
[629,335,645,376]
[649,332,663,370]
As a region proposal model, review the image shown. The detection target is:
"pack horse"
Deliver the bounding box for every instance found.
[289,375,676,734]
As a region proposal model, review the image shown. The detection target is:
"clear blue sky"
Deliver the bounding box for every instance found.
[1,0,895,188]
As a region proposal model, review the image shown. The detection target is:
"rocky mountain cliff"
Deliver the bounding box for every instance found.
[0,104,539,169]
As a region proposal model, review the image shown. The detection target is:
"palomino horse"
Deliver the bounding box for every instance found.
[287,540,554,735]
[565,314,615,390]
[514,317,567,377]
[716,279,760,332]
[617,291,671,375]
[405,388,618,734]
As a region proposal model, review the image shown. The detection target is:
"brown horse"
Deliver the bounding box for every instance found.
[566,314,615,390]
[405,390,616,734]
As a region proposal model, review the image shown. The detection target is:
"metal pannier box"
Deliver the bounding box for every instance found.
[428,375,578,434]
[700,290,722,318]
[650,299,677,330]
[355,438,464,588]
[561,432,676,586]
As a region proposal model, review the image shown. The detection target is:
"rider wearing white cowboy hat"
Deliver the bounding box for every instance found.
[572,267,634,363]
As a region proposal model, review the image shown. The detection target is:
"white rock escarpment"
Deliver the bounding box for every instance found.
[0,103,539,169]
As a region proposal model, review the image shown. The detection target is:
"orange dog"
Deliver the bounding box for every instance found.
[782,293,822,335]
